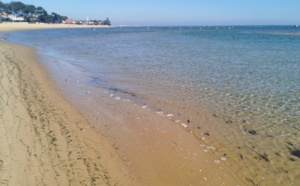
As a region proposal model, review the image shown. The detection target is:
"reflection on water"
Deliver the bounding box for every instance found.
[5,26,300,185]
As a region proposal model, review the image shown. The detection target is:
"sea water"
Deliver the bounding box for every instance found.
[4,26,300,185]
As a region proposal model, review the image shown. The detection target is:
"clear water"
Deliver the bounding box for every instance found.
[4,26,300,185]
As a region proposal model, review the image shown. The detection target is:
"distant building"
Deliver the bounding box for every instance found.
[29,17,39,22]
[10,15,25,21]
[64,18,73,24]
[0,12,8,18]
[63,17,108,25]
[0,12,24,21]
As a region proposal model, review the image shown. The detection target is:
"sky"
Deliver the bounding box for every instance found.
[2,0,300,26]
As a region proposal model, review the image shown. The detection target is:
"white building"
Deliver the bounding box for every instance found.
[0,12,8,19]
[0,12,24,21]
[8,14,25,21]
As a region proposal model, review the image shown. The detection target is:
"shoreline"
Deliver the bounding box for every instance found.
[0,22,111,33]
[0,38,136,185]
[0,23,246,185]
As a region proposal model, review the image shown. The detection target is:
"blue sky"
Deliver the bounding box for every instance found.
[2,0,300,26]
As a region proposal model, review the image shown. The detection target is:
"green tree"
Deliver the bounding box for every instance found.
[103,17,111,26]
[51,12,63,23]
[0,1,68,23]
[35,6,47,17]
[61,16,68,21]
[1,2,11,14]
[35,6,50,23]
[9,1,26,15]
[24,5,36,16]
[0,1,6,12]
[39,14,52,23]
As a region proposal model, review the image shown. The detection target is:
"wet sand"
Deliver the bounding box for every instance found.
[0,23,247,185]
[0,39,137,185]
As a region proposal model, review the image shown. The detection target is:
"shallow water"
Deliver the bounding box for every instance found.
[4,26,300,185]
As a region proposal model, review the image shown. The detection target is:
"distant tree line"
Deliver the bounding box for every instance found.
[0,1,67,23]
[103,18,111,26]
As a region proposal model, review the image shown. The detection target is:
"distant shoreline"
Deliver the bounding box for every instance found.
[0,22,112,33]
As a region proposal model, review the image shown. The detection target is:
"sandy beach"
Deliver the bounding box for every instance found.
[0,23,247,185]
[0,22,111,33]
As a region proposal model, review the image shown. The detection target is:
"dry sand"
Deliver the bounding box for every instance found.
[0,22,110,33]
[0,23,248,185]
